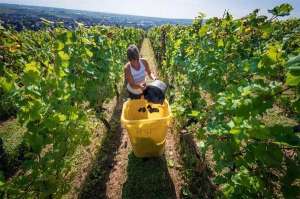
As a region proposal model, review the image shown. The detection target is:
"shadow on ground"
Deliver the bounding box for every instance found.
[179,132,217,199]
[78,93,124,199]
[122,152,176,199]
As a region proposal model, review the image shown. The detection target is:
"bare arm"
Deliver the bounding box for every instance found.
[141,59,157,80]
[124,64,145,89]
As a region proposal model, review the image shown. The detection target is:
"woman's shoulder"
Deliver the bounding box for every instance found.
[124,62,131,70]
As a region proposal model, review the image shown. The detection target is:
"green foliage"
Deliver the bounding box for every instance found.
[268,4,293,17]
[0,25,144,198]
[149,3,300,198]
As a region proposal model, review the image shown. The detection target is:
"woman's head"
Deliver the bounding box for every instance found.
[127,44,139,61]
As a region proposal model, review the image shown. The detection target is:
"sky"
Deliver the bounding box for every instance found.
[0,0,299,19]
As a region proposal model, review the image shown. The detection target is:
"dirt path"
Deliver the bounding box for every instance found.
[140,38,185,198]
[140,38,158,73]
[79,38,185,199]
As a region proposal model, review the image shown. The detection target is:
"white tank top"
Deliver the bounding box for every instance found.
[127,60,146,95]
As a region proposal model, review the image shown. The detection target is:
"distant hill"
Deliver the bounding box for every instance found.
[0,3,193,30]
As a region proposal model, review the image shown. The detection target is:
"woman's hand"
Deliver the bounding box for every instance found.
[138,82,146,90]
[142,59,158,80]
[150,73,157,80]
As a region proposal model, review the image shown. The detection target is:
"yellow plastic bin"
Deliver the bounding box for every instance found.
[121,99,172,157]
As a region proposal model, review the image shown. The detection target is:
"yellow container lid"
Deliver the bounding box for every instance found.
[121,99,172,126]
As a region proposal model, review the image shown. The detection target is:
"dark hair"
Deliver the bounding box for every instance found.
[127,44,139,61]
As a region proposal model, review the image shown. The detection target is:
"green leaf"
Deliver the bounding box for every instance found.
[223,183,235,197]
[188,110,200,117]
[167,159,174,168]
[29,100,43,121]
[230,128,241,135]
[0,77,14,92]
[38,175,58,197]
[249,127,270,139]
[199,25,208,37]
[266,43,282,63]
[231,167,263,191]
[288,64,300,76]
[287,55,300,66]
[58,51,70,61]
[23,62,40,85]
[85,48,93,58]
[66,31,73,41]
[24,61,40,74]
[61,60,69,68]
[251,144,283,167]
[217,39,224,47]
[81,37,90,44]
[268,3,293,17]
[70,110,79,120]
[227,120,235,128]
[197,140,205,149]
[55,41,64,50]
[261,24,273,39]
[53,113,67,122]
[29,133,44,153]
[286,72,300,86]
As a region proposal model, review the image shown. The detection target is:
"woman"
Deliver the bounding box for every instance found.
[125,44,156,99]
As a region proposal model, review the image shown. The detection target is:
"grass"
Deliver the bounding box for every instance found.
[0,119,26,155]
[262,105,298,127]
